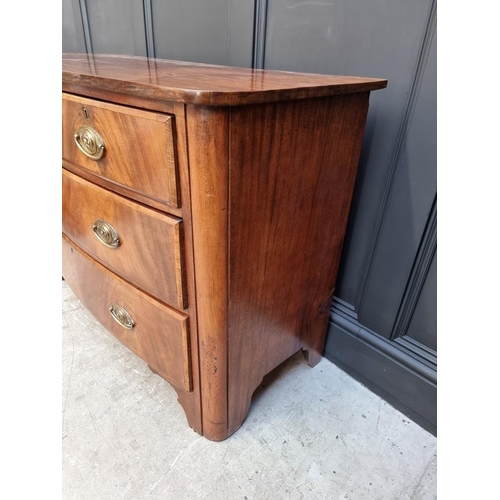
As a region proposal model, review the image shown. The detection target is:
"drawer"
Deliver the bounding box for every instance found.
[62,93,179,208]
[62,235,192,392]
[62,169,186,309]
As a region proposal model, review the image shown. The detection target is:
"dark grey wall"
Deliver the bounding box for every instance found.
[151,0,254,67]
[62,0,254,66]
[62,0,86,53]
[62,0,437,434]
[86,0,147,56]
[262,0,437,434]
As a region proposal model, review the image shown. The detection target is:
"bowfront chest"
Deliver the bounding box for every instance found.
[62,54,386,441]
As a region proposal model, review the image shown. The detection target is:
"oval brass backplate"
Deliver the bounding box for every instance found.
[74,125,105,160]
[109,303,135,330]
[92,219,120,249]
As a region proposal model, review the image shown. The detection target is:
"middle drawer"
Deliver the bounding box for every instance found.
[62,169,186,309]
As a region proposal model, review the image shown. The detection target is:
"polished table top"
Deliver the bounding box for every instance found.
[63,53,387,106]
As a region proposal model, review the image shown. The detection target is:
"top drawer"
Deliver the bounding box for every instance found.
[62,93,180,209]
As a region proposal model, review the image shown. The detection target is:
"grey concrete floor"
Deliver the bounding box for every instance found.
[62,281,436,500]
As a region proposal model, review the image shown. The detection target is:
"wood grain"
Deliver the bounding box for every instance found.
[62,159,182,218]
[167,102,203,434]
[186,105,229,441]
[62,93,179,208]
[226,93,371,435]
[61,55,386,441]
[62,234,192,392]
[62,169,186,309]
[63,53,387,106]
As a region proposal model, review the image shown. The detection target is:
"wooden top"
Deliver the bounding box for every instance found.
[63,53,387,106]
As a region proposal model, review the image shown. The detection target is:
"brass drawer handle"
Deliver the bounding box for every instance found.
[74,125,105,160]
[92,219,121,249]
[109,303,135,330]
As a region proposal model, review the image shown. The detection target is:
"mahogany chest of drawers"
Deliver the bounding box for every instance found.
[62,54,386,441]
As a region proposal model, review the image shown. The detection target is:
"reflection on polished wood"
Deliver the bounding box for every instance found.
[62,54,386,441]
[63,53,386,106]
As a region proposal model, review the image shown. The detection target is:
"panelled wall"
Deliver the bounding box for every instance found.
[63,0,437,435]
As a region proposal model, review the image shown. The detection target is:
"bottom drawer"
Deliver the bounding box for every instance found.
[62,235,192,391]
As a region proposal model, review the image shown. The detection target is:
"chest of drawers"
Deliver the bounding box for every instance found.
[62,54,386,441]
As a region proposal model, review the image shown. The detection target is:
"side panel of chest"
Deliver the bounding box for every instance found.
[226,94,370,434]
[184,95,370,439]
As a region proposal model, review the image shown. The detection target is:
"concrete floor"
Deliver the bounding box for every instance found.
[62,281,437,500]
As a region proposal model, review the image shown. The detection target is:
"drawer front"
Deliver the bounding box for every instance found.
[62,235,192,391]
[62,93,179,208]
[62,169,186,309]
